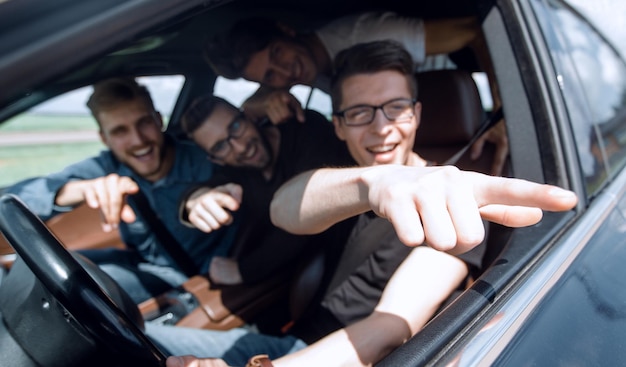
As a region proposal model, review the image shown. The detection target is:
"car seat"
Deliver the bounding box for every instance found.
[414,69,511,271]
[413,69,497,173]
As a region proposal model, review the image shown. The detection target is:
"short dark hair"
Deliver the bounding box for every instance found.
[181,95,235,136]
[330,40,418,112]
[204,18,288,79]
[86,77,155,126]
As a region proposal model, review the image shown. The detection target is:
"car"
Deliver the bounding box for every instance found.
[0,0,625,366]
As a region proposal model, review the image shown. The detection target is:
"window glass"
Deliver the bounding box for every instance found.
[531,0,626,197]
[292,85,332,119]
[0,75,185,187]
[566,0,626,60]
[214,76,332,120]
[213,77,261,107]
[472,72,494,112]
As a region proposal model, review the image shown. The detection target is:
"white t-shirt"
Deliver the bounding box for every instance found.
[314,12,455,91]
[316,12,427,65]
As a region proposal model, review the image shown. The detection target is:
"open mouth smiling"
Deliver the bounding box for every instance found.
[367,143,397,154]
[132,146,154,160]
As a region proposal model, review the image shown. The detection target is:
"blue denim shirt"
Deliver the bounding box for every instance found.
[5,136,237,274]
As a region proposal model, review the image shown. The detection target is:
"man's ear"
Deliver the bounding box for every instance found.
[98,130,108,146]
[276,22,296,37]
[155,111,164,131]
[413,101,422,131]
[331,116,346,141]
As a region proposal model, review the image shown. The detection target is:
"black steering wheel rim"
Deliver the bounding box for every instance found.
[0,194,166,366]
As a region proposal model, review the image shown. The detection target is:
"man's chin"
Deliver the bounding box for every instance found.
[131,165,161,180]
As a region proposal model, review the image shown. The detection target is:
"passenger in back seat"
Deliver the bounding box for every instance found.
[142,40,577,367]
[176,95,353,286]
[5,78,239,304]
[204,13,509,176]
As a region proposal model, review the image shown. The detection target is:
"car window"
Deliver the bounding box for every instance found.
[566,0,626,60]
[472,72,494,112]
[0,75,185,188]
[531,0,626,198]
[213,77,262,107]
[214,76,333,119]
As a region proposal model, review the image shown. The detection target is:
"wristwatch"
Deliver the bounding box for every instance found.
[245,354,274,367]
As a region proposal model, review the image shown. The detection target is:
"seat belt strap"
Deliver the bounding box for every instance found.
[129,190,198,277]
[443,107,503,166]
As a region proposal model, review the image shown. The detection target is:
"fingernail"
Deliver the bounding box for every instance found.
[102,224,112,232]
[549,187,576,199]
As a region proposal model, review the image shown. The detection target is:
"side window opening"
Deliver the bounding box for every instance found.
[0,75,185,188]
[531,0,626,198]
[472,72,494,112]
[214,76,333,120]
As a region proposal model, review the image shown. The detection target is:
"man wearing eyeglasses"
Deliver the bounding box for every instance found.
[179,95,353,286]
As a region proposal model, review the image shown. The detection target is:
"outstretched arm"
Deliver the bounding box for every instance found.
[165,246,468,367]
[274,246,468,367]
[270,165,578,254]
[423,16,479,55]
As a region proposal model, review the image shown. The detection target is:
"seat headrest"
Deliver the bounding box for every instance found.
[413,70,485,147]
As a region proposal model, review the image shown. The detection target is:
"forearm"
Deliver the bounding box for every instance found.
[54,180,92,207]
[274,312,408,367]
[424,16,478,55]
[270,167,372,235]
[376,246,468,334]
[277,249,469,367]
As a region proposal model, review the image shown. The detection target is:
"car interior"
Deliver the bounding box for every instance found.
[0,0,588,365]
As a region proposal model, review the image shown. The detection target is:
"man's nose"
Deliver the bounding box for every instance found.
[230,138,247,153]
[370,109,393,134]
[129,127,146,144]
[272,64,291,86]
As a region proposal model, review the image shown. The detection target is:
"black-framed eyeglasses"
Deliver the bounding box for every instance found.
[207,113,248,159]
[333,98,417,126]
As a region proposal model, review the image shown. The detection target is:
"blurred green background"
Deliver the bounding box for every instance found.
[0,114,104,187]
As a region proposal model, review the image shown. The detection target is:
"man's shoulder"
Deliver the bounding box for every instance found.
[172,137,205,154]
[172,137,212,164]
[166,136,215,181]
[69,149,120,174]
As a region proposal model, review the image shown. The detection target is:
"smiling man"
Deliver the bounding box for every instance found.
[178,95,352,285]
[5,78,237,303]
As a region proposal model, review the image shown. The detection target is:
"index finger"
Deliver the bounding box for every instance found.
[472,174,578,212]
[100,175,139,228]
[286,94,305,122]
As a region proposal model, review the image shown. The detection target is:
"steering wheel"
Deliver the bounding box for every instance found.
[0,194,167,366]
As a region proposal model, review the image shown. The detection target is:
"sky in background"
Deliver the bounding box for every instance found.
[568,0,626,59]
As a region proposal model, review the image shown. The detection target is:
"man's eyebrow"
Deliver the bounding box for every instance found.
[108,125,126,135]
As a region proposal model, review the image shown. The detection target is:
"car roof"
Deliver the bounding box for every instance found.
[0,0,481,118]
